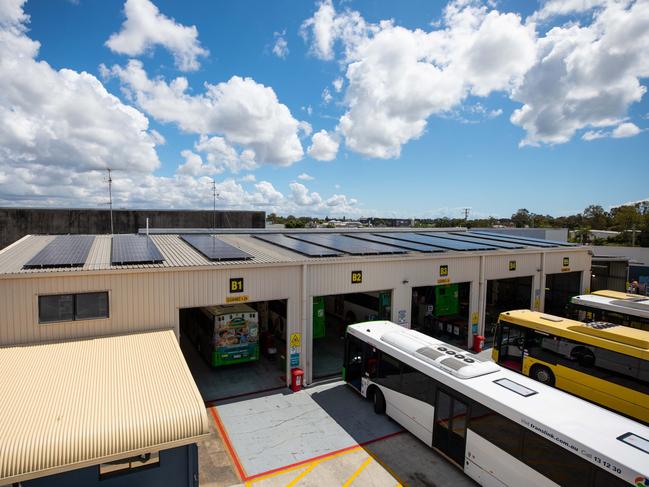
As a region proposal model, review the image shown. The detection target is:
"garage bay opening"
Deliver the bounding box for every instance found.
[179,299,288,401]
[411,283,470,348]
[484,276,533,348]
[313,290,391,379]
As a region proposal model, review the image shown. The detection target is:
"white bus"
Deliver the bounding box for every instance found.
[344,321,649,486]
[570,292,649,331]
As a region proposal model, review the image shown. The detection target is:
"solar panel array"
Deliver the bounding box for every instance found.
[254,234,342,257]
[181,235,253,261]
[469,231,574,247]
[465,231,561,248]
[24,235,95,269]
[347,233,446,252]
[375,232,497,251]
[289,233,408,255]
[427,232,526,249]
[111,235,165,265]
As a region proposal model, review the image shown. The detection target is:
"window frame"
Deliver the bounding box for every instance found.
[38,291,110,324]
[98,451,160,480]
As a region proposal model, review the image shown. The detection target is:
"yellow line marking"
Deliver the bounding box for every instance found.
[286,460,321,487]
[247,446,363,484]
[342,457,372,487]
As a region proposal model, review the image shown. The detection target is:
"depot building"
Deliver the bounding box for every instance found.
[0,228,592,400]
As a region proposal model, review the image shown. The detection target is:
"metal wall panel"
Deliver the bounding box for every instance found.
[483,252,540,280]
[0,265,302,349]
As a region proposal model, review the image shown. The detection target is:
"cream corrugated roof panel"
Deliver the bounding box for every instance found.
[0,330,209,484]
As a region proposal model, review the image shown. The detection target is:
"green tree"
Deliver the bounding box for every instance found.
[511,209,531,228]
[583,205,609,229]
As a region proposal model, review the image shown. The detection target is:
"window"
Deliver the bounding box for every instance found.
[618,432,649,454]
[493,378,537,397]
[521,430,592,485]
[75,292,109,320]
[401,365,436,404]
[469,403,522,458]
[38,292,109,323]
[99,452,159,479]
[375,353,402,391]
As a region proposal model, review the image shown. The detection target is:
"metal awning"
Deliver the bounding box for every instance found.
[0,330,209,484]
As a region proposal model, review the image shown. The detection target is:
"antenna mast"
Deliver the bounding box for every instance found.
[462,207,470,221]
[107,168,114,235]
[212,179,217,231]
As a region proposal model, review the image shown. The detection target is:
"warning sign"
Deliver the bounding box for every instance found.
[290,333,301,348]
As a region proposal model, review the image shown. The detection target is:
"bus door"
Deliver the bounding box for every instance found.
[433,389,468,466]
[497,322,524,371]
[344,336,378,392]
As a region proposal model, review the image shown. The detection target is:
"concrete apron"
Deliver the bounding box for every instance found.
[212,381,403,480]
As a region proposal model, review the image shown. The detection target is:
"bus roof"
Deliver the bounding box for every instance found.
[347,321,649,481]
[572,293,649,320]
[499,309,649,358]
[202,304,256,316]
[592,290,641,300]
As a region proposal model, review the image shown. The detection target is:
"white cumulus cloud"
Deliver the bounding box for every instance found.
[297,172,314,181]
[308,130,339,161]
[612,122,641,138]
[301,0,647,156]
[108,60,307,166]
[106,0,208,71]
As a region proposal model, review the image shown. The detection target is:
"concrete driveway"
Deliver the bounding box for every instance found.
[198,380,475,486]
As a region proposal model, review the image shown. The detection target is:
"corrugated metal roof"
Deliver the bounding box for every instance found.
[0,231,588,277]
[0,330,209,483]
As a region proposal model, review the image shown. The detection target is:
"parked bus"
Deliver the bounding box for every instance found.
[492,309,649,423]
[344,321,648,486]
[192,304,259,366]
[569,291,649,331]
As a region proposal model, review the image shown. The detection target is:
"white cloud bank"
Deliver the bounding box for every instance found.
[107,60,309,167]
[106,0,208,71]
[0,1,358,215]
[301,0,647,157]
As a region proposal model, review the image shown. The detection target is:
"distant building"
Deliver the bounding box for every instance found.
[0,207,265,250]
[472,227,569,242]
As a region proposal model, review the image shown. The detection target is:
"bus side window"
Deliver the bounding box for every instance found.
[521,430,593,486]
[376,352,402,391]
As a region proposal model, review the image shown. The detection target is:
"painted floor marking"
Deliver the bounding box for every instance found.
[342,456,373,487]
[285,460,321,487]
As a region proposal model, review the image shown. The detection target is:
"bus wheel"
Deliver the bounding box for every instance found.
[530,365,555,386]
[373,388,386,415]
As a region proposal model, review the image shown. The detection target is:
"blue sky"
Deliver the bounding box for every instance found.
[1,0,647,218]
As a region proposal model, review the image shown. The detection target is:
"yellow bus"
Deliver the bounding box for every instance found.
[492,309,649,424]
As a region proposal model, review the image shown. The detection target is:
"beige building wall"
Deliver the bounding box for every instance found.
[0,247,592,385]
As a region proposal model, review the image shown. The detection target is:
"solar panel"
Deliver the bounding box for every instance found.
[181,235,253,261]
[375,232,496,251]
[348,233,446,252]
[288,233,408,255]
[424,232,526,249]
[466,231,563,248]
[254,234,342,257]
[24,235,95,269]
[111,235,164,265]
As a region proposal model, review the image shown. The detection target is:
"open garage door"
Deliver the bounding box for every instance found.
[313,290,391,379]
[484,276,533,348]
[545,271,582,316]
[411,283,471,348]
[179,300,288,402]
